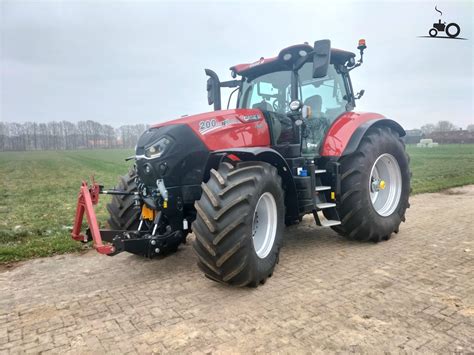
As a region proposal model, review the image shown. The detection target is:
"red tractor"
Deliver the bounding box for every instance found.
[72,39,410,287]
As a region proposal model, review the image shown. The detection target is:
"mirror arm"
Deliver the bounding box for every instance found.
[348,62,361,72]
[220,80,240,88]
[227,87,240,110]
[348,46,365,71]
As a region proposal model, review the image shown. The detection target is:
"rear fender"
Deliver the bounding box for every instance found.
[320,112,406,157]
[208,148,299,220]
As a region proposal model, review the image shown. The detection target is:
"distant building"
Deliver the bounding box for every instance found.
[426,130,474,144]
[403,129,424,144]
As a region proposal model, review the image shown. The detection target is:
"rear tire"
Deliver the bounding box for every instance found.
[106,168,140,230]
[329,126,410,242]
[193,161,285,287]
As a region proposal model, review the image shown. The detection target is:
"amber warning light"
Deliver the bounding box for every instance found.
[358,39,367,50]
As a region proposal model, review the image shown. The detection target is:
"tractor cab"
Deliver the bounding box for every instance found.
[206,40,365,157]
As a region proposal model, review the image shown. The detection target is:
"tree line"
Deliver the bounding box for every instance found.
[0,121,148,151]
[1,119,471,152]
[420,120,474,135]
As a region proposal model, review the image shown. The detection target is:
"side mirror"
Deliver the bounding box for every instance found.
[355,89,365,100]
[312,39,331,78]
[206,77,214,106]
[205,69,221,111]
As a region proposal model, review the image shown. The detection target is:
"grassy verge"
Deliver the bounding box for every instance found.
[407,144,474,194]
[0,149,134,263]
[0,144,473,263]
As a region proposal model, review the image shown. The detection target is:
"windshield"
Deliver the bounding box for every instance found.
[238,62,348,154]
[238,63,346,117]
[238,71,292,113]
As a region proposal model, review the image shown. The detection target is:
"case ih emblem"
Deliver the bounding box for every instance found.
[249,58,265,68]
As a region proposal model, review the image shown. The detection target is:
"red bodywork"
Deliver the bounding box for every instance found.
[152,109,271,151]
[152,109,385,157]
[320,112,385,156]
[71,181,114,255]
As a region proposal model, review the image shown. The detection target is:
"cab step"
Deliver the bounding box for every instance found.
[316,202,336,209]
[315,185,331,192]
[313,210,341,227]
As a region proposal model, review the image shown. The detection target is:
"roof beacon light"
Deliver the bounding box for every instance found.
[349,38,367,71]
[357,39,367,51]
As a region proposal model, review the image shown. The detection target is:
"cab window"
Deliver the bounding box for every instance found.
[238,71,291,113]
[299,63,346,123]
[298,63,348,155]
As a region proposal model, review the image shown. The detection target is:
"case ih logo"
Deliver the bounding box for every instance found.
[419,5,467,40]
[249,58,265,68]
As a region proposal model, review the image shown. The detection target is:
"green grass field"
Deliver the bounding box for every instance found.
[1,144,473,263]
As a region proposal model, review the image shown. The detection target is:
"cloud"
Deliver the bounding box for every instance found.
[1,0,472,129]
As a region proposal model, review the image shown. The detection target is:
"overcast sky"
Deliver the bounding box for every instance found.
[1,0,472,129]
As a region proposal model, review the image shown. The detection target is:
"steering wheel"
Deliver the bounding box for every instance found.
[272,98,288,112]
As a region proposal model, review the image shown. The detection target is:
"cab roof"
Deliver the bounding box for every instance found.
[230,43,355,80]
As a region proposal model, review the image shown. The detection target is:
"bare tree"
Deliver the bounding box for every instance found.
[420,123,436,135]
[0,121,147,151]
[435,120,457,132]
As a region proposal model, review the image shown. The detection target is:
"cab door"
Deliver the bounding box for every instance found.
[298,63,349,156]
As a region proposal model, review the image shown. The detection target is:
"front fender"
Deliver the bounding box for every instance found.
[209,148,299,220]
[320,112,405,157]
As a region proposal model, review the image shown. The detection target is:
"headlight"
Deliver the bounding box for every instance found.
[145,137,171,159]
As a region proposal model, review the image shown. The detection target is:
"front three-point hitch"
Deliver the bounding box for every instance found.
[71,180,183,258]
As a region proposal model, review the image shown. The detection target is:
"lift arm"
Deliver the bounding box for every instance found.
[71,181,115,255]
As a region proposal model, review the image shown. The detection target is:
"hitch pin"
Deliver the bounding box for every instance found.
[100,190,139,195]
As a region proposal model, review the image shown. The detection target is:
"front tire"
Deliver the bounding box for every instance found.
[106,168,140,230]
[330,126,410,242]
[193,161,285,287]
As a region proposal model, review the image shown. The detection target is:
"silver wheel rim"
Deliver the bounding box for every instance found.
[369,153,402,217]
[252,192,277,259]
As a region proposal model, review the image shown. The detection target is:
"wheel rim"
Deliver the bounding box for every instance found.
[252,192,277,259]
[369,153,402,217]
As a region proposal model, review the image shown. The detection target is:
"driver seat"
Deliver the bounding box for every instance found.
[304,95,323,119]
[252,100,273,112]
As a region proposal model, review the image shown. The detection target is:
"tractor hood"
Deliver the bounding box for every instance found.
[134,108,271,193]
[135,123,210,191]
[149,109,271,151]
